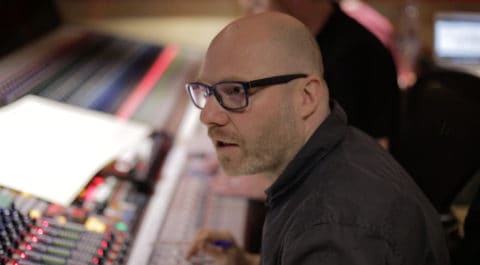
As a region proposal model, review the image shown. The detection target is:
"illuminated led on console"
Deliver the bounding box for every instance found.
[56,216,67,225]
[101,240,109,248]
[27,235,39,243]
[29,209,42,219]
[115,221,128,232]
[36,228,44,235]
[42,220,49,227]
[85,217,107,232]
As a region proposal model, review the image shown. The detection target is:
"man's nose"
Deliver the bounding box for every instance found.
[199,96,229,126]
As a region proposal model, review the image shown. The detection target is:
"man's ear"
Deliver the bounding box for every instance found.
[297,76,323,119]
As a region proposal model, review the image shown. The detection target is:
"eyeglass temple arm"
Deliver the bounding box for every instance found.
[249,74,307,88]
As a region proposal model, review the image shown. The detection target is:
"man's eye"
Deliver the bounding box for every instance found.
[226,86,242,95]
[221,85,244,96]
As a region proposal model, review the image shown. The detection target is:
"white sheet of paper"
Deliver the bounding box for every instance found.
[0,95,152,206]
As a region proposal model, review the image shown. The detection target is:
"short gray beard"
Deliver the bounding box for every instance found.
[226,100,303,178]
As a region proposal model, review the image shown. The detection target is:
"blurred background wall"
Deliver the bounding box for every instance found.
[54,0,480,55]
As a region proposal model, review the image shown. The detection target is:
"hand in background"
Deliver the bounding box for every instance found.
[185,228,259,265]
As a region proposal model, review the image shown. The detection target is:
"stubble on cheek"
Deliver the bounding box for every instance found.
[210,97,301,177]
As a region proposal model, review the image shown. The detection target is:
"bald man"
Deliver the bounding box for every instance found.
[184,12,449,265]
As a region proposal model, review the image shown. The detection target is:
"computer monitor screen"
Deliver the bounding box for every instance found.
[434,12,480,62]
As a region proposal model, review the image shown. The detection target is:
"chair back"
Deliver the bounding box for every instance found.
[391,68,480,214]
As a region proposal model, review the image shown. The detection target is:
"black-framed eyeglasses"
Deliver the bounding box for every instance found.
[185,73,307,111]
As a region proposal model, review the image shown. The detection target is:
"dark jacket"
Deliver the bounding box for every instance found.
[261,102,450,265]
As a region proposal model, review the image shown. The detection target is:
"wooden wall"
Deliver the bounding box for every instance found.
[54,0,243,19]
[55,0,480,54]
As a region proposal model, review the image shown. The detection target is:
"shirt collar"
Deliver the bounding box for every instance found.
[264,100,348,207]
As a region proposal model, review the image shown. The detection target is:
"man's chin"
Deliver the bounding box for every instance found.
[218,160,247,176]
[217,154,261,176]
[219,165,245,177]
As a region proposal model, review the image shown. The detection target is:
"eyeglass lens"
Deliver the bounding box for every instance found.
[189,82,247,110]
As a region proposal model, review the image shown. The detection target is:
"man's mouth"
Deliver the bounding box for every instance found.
[215,139,238,148]
[209,128,239,149]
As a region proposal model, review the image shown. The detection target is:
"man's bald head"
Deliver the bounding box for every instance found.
[194,12,331,177]
[200,12,323,81]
